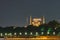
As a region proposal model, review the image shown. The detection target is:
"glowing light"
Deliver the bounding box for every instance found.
[53,32,55,35]
[0,33,3,36]
[30,32,33,35]
[19,32,22,35]
[14,33,16,35]
[47,32,50,34]
[41,32,44,35]
[5,33,8,36]
[8,33,12,36]
[25,32,27,35]
[36,32,38,36]
[33,18,41,21]
[39,37,48,39]
[32,18,42,27]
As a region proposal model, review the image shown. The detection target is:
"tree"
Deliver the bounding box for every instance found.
[48,20,60,28]
[56,27,60,36]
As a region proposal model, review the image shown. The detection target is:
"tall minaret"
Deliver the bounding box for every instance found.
[30,16,32,25]
[42,16,45,24]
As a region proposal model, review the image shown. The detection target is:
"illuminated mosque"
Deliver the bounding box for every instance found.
[26,16,45,27]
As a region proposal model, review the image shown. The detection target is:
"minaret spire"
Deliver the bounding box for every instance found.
[30,16,32,25]
[42,16,45,24]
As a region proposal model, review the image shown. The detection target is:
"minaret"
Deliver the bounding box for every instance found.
[30,16,32,25]
[42,16,45,24]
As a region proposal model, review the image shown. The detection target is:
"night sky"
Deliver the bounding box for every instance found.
[0,0,60,27]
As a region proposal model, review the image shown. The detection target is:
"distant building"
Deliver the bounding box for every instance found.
[29,16,45,27]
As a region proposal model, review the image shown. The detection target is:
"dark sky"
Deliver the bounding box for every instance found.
[0,0,60,27]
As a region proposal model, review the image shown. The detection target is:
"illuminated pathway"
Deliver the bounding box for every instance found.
[4,36,60,40]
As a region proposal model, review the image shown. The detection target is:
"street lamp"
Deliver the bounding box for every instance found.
[36,32,39,36]
[19,32,22,35]
[30,32,33,35]
[25,32,27,35]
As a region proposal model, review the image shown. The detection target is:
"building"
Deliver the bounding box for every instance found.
[29,16,45,27]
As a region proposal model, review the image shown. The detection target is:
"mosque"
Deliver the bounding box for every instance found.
[26,16,45,27]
